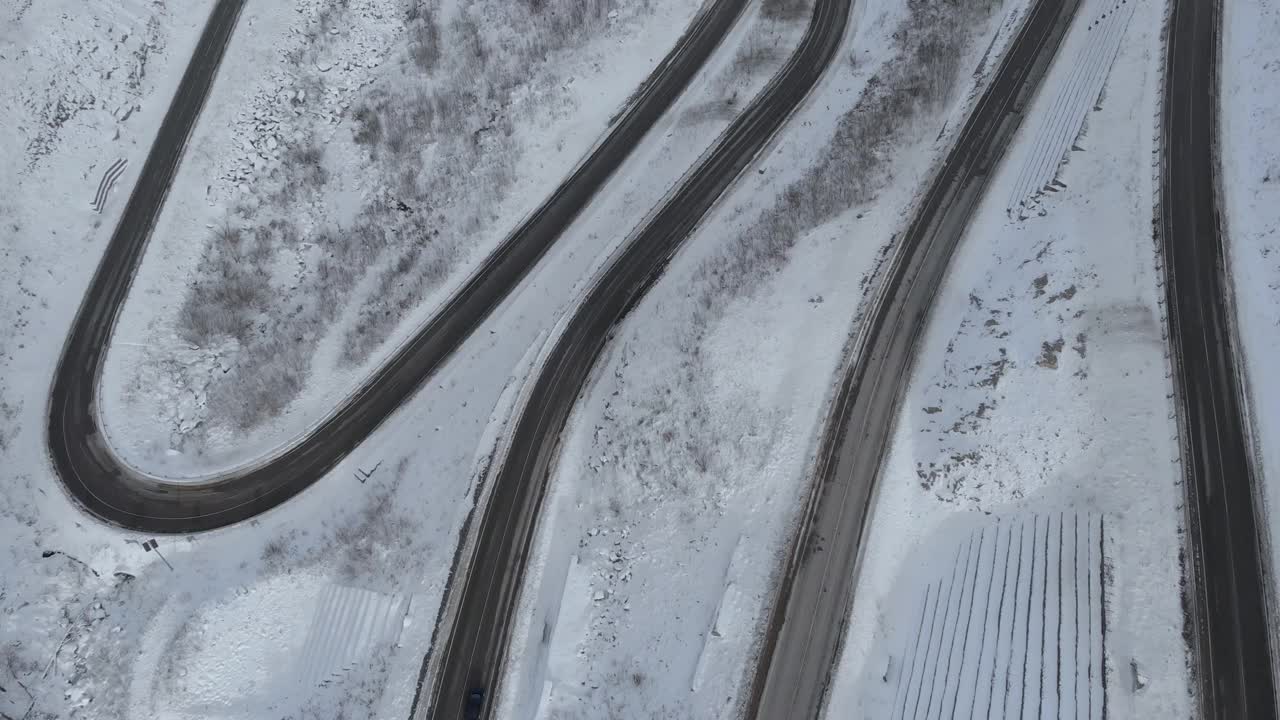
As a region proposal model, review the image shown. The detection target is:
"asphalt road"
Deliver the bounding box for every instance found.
[742,1,1080,717]
[1161,0,1276,715]
[46,0,748,532]
[419,0,851,716]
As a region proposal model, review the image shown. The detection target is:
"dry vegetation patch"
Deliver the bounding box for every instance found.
[173,0,644,434]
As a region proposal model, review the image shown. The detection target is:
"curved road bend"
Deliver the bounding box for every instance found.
[422,0,851,716]
[744,1,1080,717]
[1162,0,1275,715]
[47,0,749,533]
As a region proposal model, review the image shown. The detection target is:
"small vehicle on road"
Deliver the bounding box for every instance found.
[464,687,485,720]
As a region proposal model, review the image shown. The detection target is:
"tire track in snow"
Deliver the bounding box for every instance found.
[999,519,1029,720]
[1088,513,1102,720]
[965,522,1003,718]
[915,542,968,720]
[982,520,1019,720]
[939,531,985,719]
[892,584,936,719]
[1055,512,1065,719]
[1022,514,1042,720]
[950,527,994,719]
[1098,515,1108,720]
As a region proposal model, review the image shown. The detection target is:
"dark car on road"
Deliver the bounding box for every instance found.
[464,687,485,720]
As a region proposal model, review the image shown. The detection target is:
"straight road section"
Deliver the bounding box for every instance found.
[1162,0,1275,715]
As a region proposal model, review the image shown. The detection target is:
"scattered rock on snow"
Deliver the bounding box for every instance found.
[1131,659,1148,691]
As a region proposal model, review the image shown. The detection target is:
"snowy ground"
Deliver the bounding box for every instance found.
[826,0,1192,717]
[834,512,1107,720]
[0,0,839,718]
[1,2,210,717]
[495,0,1052,718]
[1221,0,1280,630]
[98,0,706,476]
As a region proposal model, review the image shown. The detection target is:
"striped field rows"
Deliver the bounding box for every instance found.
[1006,0,1137,215]
[884,513,1106,720]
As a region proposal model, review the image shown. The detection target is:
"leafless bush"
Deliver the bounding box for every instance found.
[287,142,329,189]
[761,0,811,21]
[450,10,488,66]
[351,103,382,146]
[259,531,301,573]
[693,0,1001,317]
[298,639,396,720]
[177,0,653,433]
[408,12,441,71]
[0,393,20,453]
[178,223,273,345]
[730,32,786,77]
[336,127,517,367]
[217,338,310,429]
[338,232,461,366]
[584,0,1003,548]
[381,89,437,156]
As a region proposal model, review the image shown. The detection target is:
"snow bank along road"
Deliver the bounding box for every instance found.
[419,0,852,716]
[744,1,1082,717]
[1162,0,1276,715]
[46,0,749,532]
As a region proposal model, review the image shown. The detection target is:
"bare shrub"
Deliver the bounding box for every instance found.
[259,531,301,573]
[761,0,811,21]
[211,333,310,429]
[331,482,416,582]
[0,393,19,453]
[694,0,1002,317]
[583,0,1005,564]
[449,10,488,66]
[730,32,787,77]
[178,223,273,346]
[352,103,383,146]
[177,0,648,434]
[408,12,441,71]
[381,89,436,156]
[286,142,329,189]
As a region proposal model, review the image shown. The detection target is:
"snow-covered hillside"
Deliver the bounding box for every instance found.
[1,2,208,717]
[496,0,1042,717]
[0,0,866,718]
[1222,0,1280,622]
[827,0,1191,716]
[97,0,709,477]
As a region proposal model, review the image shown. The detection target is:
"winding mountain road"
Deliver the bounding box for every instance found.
[1161,0,1275,715]
[743,1,1079,717]
[47,0,748,533]
[419,0,851,716]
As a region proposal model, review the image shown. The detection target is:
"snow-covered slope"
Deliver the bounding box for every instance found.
[1,2,209,718]
[98,0,705,476]
[496,0,1039,717]
[0,0,857,718]
[1222,0,1280,623]
[826,0,1191,716]
[847,513,1106,720]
